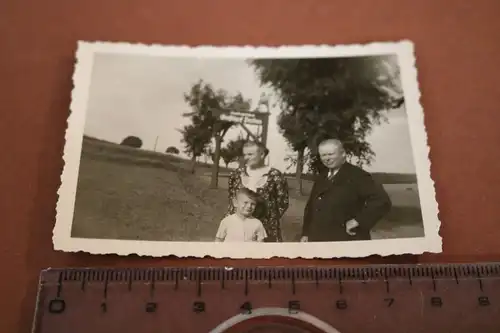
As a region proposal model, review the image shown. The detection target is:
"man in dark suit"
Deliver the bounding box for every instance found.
[300,138,392,242]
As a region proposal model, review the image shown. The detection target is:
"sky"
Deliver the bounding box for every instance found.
[83,53,416,174]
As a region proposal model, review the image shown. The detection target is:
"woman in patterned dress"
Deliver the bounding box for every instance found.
[226,141,290,242]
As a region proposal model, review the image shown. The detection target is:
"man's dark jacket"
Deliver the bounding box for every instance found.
[302,162,392,242]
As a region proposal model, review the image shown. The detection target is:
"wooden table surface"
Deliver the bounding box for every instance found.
[2,1,500,332]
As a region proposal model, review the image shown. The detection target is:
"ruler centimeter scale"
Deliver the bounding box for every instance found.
[33,263,500,332]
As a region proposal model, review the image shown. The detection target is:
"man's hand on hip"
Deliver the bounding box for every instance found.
[345,219,359,236]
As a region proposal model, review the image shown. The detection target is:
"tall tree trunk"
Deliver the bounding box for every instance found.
[295,147,305,196]
[210,135,222,189]
[190,154,197,174]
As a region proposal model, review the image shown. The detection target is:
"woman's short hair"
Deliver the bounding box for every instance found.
[242,140,269,157]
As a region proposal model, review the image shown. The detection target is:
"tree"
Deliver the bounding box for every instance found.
[183,80,252,187]
[276,110,309,195]
[166,146,179,154]
[204,145,214,164]
[179,124,212,173]
[250,55,403,193]
[284,149,311,172]
[219,147,232,168]
[220,135,247,168]
[120,136,142,148]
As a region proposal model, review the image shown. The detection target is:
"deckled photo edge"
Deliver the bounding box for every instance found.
[396,42,442,251]
[53,41,96,248]
[58,39,414,59]
[52,40,441,258]
[55,237,434,259]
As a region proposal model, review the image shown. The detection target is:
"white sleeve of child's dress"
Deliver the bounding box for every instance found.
[255,220,267,241]
[215,217,228,240]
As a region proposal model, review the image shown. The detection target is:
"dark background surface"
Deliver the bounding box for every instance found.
[2,0,500,332]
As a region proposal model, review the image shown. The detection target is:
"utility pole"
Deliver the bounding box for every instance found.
[153,135,159,152]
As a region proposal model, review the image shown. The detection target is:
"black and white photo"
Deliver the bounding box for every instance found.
[53,41,441,258]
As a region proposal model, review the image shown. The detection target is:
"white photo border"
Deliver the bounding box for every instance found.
[53,40,442,258]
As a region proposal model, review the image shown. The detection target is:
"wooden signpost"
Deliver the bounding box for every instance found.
[182,98,271,189]
[212,108,269,146]
[208,105,270,188]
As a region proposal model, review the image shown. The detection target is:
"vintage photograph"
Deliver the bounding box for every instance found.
[53,41,441,258]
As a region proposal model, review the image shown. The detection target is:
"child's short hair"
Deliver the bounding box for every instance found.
[236,187,260,202]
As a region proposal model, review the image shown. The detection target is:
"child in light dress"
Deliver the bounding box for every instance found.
[215,187,267,242]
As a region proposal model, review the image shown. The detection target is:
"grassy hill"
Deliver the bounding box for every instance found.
[70,135,425,242]
[82,135,416,184]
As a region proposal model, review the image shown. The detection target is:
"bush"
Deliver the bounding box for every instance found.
[166,146,180,154]
[120,136,142,148]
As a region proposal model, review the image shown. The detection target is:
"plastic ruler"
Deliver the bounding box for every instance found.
[31,263,500,332]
